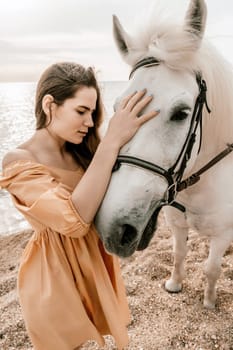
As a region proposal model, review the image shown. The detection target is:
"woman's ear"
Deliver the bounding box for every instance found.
[42,94,54,117]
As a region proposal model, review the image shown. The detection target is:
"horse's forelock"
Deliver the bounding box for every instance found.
[129,14,202,71]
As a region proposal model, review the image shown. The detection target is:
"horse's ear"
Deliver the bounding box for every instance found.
[112,15,133,58]
[184,0,207,45]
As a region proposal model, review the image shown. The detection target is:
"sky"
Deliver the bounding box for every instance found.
[0,0,233,82]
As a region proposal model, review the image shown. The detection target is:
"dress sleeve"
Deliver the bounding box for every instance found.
[0,161,90,238]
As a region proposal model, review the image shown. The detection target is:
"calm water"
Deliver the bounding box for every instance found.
[0,81,127,235]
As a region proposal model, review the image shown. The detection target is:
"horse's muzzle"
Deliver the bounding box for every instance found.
[103,206,161,258]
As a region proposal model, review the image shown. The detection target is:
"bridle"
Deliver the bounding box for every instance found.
[113,57,233,212]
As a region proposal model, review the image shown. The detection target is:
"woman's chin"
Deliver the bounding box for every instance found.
[67,135,85,144]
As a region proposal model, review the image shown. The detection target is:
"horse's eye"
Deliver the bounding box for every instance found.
[170,109,189,121]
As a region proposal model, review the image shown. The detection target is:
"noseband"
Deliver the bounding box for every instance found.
[113,57,233,212]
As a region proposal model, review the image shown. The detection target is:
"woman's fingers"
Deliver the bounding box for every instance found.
[119,91,139,109]
[138,109,160,124]
[118,89,147,110]
[132,94,154,116]
[117,89,160,125]
[125,89,147,110]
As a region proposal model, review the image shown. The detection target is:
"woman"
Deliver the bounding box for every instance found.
[0,62,158,350]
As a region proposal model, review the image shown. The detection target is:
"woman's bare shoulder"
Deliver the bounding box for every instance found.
[2,148,36,169]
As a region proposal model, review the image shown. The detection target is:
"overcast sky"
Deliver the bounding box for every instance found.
[0,0,233,82]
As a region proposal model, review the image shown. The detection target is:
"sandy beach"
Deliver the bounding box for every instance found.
[1,213,233,350]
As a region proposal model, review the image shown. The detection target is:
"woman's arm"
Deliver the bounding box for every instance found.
[71,90,159,223]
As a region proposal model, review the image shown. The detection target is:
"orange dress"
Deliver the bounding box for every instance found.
[0,160,130,350]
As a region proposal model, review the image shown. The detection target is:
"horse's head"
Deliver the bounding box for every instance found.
[95,0,209,257]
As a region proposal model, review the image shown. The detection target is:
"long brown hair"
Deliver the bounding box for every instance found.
[35,62,104,170]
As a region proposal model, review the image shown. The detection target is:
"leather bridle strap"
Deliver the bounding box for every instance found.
[170,74,211,184]
[177,143,233,191]
[129,57,160,79]
[113,155,174,186]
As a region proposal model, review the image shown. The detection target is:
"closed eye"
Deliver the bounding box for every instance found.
[77,110,85,115]
[75,105,95,116]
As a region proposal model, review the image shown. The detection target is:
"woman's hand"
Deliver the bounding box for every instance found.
[104,90,159,149]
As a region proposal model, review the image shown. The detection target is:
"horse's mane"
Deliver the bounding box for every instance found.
[125,2,233,153]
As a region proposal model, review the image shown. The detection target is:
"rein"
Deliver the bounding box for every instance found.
[177,143,233,191]
[113,57,233,212]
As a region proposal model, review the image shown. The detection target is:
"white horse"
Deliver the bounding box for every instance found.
[95,0,233,309]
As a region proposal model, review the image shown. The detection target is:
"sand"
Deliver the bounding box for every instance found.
[1,214,233,350]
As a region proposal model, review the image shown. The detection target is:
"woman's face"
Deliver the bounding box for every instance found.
[49,86,97,144]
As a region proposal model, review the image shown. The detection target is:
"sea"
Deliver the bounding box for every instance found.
[0,81,127,236]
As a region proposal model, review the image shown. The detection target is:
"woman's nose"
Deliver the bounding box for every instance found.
[84,114,94,127]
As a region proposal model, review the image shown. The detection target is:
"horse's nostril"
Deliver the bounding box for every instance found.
[120,224,138,246]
